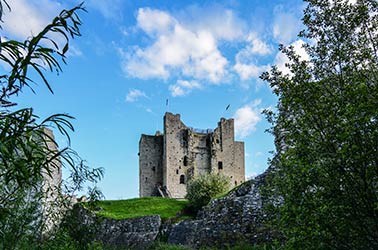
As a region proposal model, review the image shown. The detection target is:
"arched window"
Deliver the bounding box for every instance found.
[183,156,188,166]
[179,175,185,184]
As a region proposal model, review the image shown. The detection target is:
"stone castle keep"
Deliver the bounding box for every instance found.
[139,112,245,199]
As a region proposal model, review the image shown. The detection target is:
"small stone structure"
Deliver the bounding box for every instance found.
[139,112,245,198]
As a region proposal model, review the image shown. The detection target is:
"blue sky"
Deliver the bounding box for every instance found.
[2,0,307,199]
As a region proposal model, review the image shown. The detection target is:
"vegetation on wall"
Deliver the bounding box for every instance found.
[186,173,230,212]
[0,1,103,249]
[262,0,378,248]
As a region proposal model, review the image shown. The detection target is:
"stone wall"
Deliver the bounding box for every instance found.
[187,130,211,178]
[139,134,163,197]
[164,113,188,198]
[167,171,277,249]
[140,112,245,198]
[211,118,245,187]
[70,205,161,249]
[67,171,278,249]
[233,141,245,186]
[41,128,63,234]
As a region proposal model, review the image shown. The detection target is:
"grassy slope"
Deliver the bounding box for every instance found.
[92,197,189,220]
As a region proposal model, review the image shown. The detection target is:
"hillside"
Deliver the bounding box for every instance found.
[89,197,190,221]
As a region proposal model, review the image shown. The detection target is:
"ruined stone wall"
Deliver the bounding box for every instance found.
[210,118,245,187]
[188,131,211,177]
[233,141,245,186]
[42,128,62,194]
[70,205,161,248]
[140,112,245,199]
[41,128,63,234]
[163,113,188,198]
[139,135,163,197]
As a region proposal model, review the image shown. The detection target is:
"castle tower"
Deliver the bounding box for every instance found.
[139,112,245,198]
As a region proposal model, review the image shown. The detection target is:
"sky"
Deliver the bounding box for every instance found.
[1,0,307,200]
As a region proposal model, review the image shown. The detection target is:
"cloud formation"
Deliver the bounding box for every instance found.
[120,4,304,95]
[274,39,309,75]
[178,4,246,41]
[123,8,229,84]
[2,0,61,39]
[234,99,262,138]
[233,33,272,81]
[125,89,147,102]
[272,5,302,44]
[169,80,202,97]
[1,0,83,57]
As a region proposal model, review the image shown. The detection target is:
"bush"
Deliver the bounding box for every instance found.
[185,173,230,212]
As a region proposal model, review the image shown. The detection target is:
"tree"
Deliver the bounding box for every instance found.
[262,0,378,249]
[185,173,230,212]
[0,1,104,248]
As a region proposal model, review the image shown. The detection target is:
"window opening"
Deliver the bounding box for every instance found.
[180,175,185,184]
[183,156,188,166]
[218,161,223,170]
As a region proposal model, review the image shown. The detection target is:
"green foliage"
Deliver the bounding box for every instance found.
[185,173,230,212]
[89,197,190,221]
[262,0,378,249]
[149,242,193,250]
[0,1,104,249]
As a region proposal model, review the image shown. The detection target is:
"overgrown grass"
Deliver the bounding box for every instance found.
[87,197,191,221]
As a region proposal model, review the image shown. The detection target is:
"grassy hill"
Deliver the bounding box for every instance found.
[89,197,191,221]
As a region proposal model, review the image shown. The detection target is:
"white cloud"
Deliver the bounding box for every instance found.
[179,5,246,41]
[137,8,175,36]
[241,33,272,57]
[234,62,270,81]
[272,5,302,44]
[246,172,258,180]
[234,100,262,138]
[125,89,147,102]
[2,0,61,40]
[169,79,202,97]
[274,39,309,75]
[1,0,83,59]
[122,7,229,84]
[233,33,272,81]
[66,45,83,57]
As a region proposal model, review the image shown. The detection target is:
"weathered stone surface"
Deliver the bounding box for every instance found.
[140,112,245,199]
[168,171,275,248]
[72,205,161,248]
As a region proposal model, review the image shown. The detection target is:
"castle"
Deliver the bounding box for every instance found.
[139,112,245,199]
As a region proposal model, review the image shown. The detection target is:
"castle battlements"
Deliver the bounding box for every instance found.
[139,112,245,199]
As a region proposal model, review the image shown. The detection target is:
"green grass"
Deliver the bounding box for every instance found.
[88,197,191,221]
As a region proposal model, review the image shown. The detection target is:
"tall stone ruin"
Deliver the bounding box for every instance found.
[139,112,245,199]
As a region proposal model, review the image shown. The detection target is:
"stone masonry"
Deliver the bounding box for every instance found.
[139,112,245,199]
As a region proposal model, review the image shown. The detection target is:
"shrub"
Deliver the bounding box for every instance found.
[185,173,230,212]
